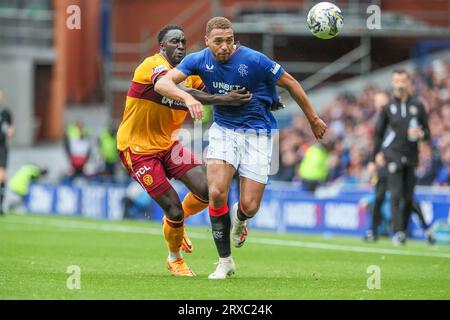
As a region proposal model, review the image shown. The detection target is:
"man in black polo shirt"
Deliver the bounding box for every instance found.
[371,70,431,245]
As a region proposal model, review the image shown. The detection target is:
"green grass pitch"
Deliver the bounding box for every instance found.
[0,213,449,299]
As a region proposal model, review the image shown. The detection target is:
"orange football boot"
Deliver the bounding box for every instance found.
[167,258,196,277]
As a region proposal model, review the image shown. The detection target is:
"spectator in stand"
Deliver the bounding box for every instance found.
[98,125,118,179]
[273,150,298,182]
[436,134,450,186]
[64,120,92,179]
[8,164,48,211]
[297,135,335,192]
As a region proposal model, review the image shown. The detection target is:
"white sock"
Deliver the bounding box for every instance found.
[219,256,233,264]
[232,202,242,224]
[168,251,182,262]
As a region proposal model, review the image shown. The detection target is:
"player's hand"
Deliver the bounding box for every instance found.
[310,117,327,140]
[223,88,252,106]
[185,96,204,120]
[270,96,285,111]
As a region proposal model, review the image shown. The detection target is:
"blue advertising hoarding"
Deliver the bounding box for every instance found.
[24,181,450,240]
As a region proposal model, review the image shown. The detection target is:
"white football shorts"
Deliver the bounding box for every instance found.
[206,122,273,184]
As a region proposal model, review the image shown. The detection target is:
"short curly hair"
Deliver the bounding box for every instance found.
[206,17,233,36]
[157,24,184,44]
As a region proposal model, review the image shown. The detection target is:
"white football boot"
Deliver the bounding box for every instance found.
[230,202,249,248]
[208,257,236,279]
[392,231,406,246]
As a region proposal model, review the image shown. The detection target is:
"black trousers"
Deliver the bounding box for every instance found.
[0,144,8,168]
[371,164,428,234]
[386,161,416,233]
[371,168,387,234]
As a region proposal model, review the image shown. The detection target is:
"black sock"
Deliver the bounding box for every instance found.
[237,205,249,222]
[209,209,231,258]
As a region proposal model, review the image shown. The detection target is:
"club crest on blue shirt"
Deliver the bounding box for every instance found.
[238,64,249,77]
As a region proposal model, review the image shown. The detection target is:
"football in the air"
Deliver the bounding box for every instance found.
[307,2,344,39]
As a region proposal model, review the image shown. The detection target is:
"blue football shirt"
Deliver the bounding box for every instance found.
[176,45,284,133]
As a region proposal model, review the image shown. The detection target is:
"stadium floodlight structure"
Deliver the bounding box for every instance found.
[232,8,450,92]
[0,5,54,61]
[0,3,55,146]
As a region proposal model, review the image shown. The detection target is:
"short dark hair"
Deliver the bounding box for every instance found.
[157,24,184,44]
[206,17,232,35]
[392,69,411,78]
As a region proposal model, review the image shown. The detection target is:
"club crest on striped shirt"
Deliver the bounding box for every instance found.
[143,174,153,186]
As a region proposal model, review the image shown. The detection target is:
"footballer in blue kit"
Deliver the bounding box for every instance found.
[155,17,327,280]
[176,43,283,133]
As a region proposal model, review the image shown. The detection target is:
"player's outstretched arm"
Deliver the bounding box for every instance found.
[276,71,327,140]
[180,87,252,106]
[155,69,204,120]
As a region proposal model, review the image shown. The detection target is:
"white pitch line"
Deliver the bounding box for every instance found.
[249,238,450,259]
[2,218,209,238]
[2,217,450,259]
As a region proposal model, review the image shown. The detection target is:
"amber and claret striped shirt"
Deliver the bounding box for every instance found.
[117,53,205,154]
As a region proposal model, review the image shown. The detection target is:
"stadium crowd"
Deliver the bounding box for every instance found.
[274,58,450,187]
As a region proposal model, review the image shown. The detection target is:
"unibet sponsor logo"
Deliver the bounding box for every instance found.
[212,82,241,92]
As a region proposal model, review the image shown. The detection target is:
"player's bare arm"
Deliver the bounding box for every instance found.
[276,71,327,140]
[180,87,252,106]
[155,68,204,120]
